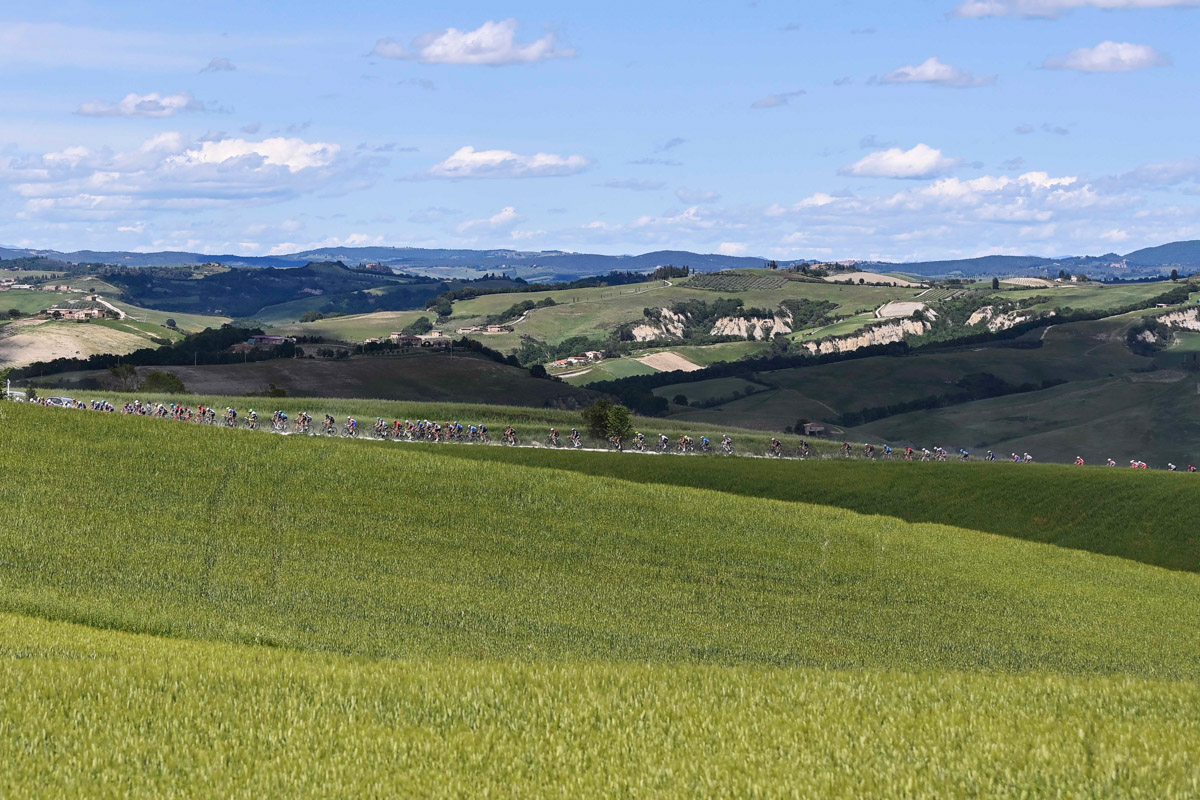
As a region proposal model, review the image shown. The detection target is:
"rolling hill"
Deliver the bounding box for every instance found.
[1,402,1198,795]
[7,237,1200,279]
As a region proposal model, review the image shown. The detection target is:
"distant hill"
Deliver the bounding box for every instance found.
[1123,240,1200,267]
[0,245,772,280]
[5,239,1200,279]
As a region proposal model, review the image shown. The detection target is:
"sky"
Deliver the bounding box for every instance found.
[2,0,1199,262]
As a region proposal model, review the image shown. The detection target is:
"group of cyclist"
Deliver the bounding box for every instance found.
[23,395,1198,471]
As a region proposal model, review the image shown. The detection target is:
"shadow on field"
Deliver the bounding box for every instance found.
[432,446,1200,575]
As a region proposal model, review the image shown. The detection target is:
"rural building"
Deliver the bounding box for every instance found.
[423,338,450,349]
[47,307,104,321]
[802,422,828,437]
[390,333,424,347]
[582,350,604,361]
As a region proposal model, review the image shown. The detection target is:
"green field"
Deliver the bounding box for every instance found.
[559,356,658,384]
[1,403,1199,794]
[270,309,434,341]
[0,288,77,314]
[109,300,229,333]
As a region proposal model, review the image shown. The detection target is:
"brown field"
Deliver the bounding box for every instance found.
[32,351,603,408]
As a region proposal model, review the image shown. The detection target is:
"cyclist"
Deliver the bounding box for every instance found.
[570,428,582,448]
[1074,456,1085,466]
[634,432,646,451]
[1168,463,1178,472]
[799,440,810,458]
[959,448,969,461]
[770,437,782,457]
[841,441,851,458]
[479,424,489,443]
[864,444,875,459]
[883,444,893,459]
[986,450,996,462]
[1189,465,1197,473]
[549,428,561,447]
[658,433,670,452]
[504,425,516,445]
[347,417,357,436]
[700,436,710,453]
[721,435,733,454]
[1106,458,1116,467]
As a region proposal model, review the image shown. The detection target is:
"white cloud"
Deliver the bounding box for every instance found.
[457,206,524,234]
[751,89,806,109]
[171,137,340,172]
[841,144,961,179]
[0,132,371,221]
[77,91,205,118]
[372,19,573,66]
[676,188,721,204]
[878,57,996,88]
[717,242,749,256]
[202,57,236,72]
[424,146,589,179]
[1044,41,1169,72]
[954,0,1200,18]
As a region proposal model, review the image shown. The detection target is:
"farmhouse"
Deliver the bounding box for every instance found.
[802,422,828,437]
[245,335,295,347]
[47,307,104,321]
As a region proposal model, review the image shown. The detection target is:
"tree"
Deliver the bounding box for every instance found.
[165,318,178,329]
[1171,269,1180,282]
[672,394,689,406]
[109,363,140,392]
[991,277,1000,290]
[0,367,10,400]
[142,371,186,394]
[581,398,633,441]
[6,308,20,319]
[298,311,324,323]
[401,317,433,336]
[25,385,37,402]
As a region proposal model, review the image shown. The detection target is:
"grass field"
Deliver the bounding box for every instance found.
[269,309,434,341]
[0,288,78,314]
[107,300,229,333]
[2,404,1200,794]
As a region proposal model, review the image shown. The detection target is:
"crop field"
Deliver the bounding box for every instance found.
[558,356,658,384]
[0,319,173,368]
[269,309,434,341]
[999,281,1172,313]
[1,404,1200,794]
[683,272,788,291]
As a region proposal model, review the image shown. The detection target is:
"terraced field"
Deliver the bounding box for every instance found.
[1,403,1198,795]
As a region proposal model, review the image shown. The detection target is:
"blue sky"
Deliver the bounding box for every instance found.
[2,0,1199,261]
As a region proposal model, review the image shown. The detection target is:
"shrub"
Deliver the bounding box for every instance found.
[142,371,187,394]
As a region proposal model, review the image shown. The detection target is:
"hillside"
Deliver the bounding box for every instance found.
[10,237,1200,279]
[1,403,1199,794]
[32,352,602,409]
[1125,239,1200,267]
